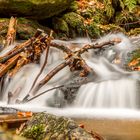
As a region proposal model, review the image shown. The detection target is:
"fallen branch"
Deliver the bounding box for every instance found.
[23,34,121,98]
[5,17,17,47]
[34,59,72,91]
[0,54,20,77]
[0,29,43,63]
[28,31,53,93]
[23,85,64,103]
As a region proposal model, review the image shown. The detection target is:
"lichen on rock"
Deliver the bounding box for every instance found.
[19,113,96,140]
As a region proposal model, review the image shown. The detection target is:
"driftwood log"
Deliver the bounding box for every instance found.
[5,17,17,47]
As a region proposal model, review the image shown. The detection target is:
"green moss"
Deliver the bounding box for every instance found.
[68,1,78,12]
[19,113,94,140]
[80,8,93,19]
[62,12,86,37]
[52,17,69,38]
[92,9,108,24]
[0,0,74,19]
[115,10,136,24]
[103,0,115,20]
[86,22,102,38]
[21,124,46,140]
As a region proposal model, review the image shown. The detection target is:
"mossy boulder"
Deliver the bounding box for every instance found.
[0,0,73,20]
[18,113,96,140]
[52,12,86,38]
[0,18,50,40]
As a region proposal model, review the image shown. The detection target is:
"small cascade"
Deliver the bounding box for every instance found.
[0,33,139,112]
[74,79,138,108]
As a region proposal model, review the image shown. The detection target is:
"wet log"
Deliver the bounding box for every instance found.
[0,54,20,78]
[5,17,17,47]
[0,29,43,64]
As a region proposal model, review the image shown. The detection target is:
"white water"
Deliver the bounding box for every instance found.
[0,33,140,118]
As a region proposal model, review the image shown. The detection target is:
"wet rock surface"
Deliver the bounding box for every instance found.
[19,112,96,140]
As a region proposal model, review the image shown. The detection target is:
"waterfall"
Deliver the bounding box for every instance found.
[0,33,139,113]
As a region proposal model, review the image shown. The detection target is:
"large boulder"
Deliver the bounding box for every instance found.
[0,0,73,19]
[18,113,98,140]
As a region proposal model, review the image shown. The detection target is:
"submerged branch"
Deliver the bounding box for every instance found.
[28,31,53,93]
[24,85,64,103]
[32,58,72,95]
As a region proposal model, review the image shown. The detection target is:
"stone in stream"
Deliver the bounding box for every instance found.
[18,112,98,140]
[0,0,74,20]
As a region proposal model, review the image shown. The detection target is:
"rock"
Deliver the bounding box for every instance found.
[52,12,86,38]
[62,12,86,38]
[0,0,73,20]
[19,113,97,140]
[0,18,50,40]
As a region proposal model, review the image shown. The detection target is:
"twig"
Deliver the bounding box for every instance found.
[32,59,72,94]
[23,85,64,103]
[75,40,119,56]
[50,42,72,55]
[28,32,53,93]
[21,59,71,102]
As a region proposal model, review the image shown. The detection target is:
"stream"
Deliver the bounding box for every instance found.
[0,33,140,140]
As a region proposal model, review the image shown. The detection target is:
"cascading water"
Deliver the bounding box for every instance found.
[0,33,140,118]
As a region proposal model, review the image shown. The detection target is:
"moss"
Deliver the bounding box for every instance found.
[92,9,108,24]
[21,124,46,140]
[99,24,126,34]
[62,12,86,37]
[52,17,69,38]
[19,113,94,140]
[50,0,140,38]
[103,0,115,20]
[86,22,102,38]
[0,0,74,19]
[80,8,93,19]
[115,10,136,24]
[68,1,79,12]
